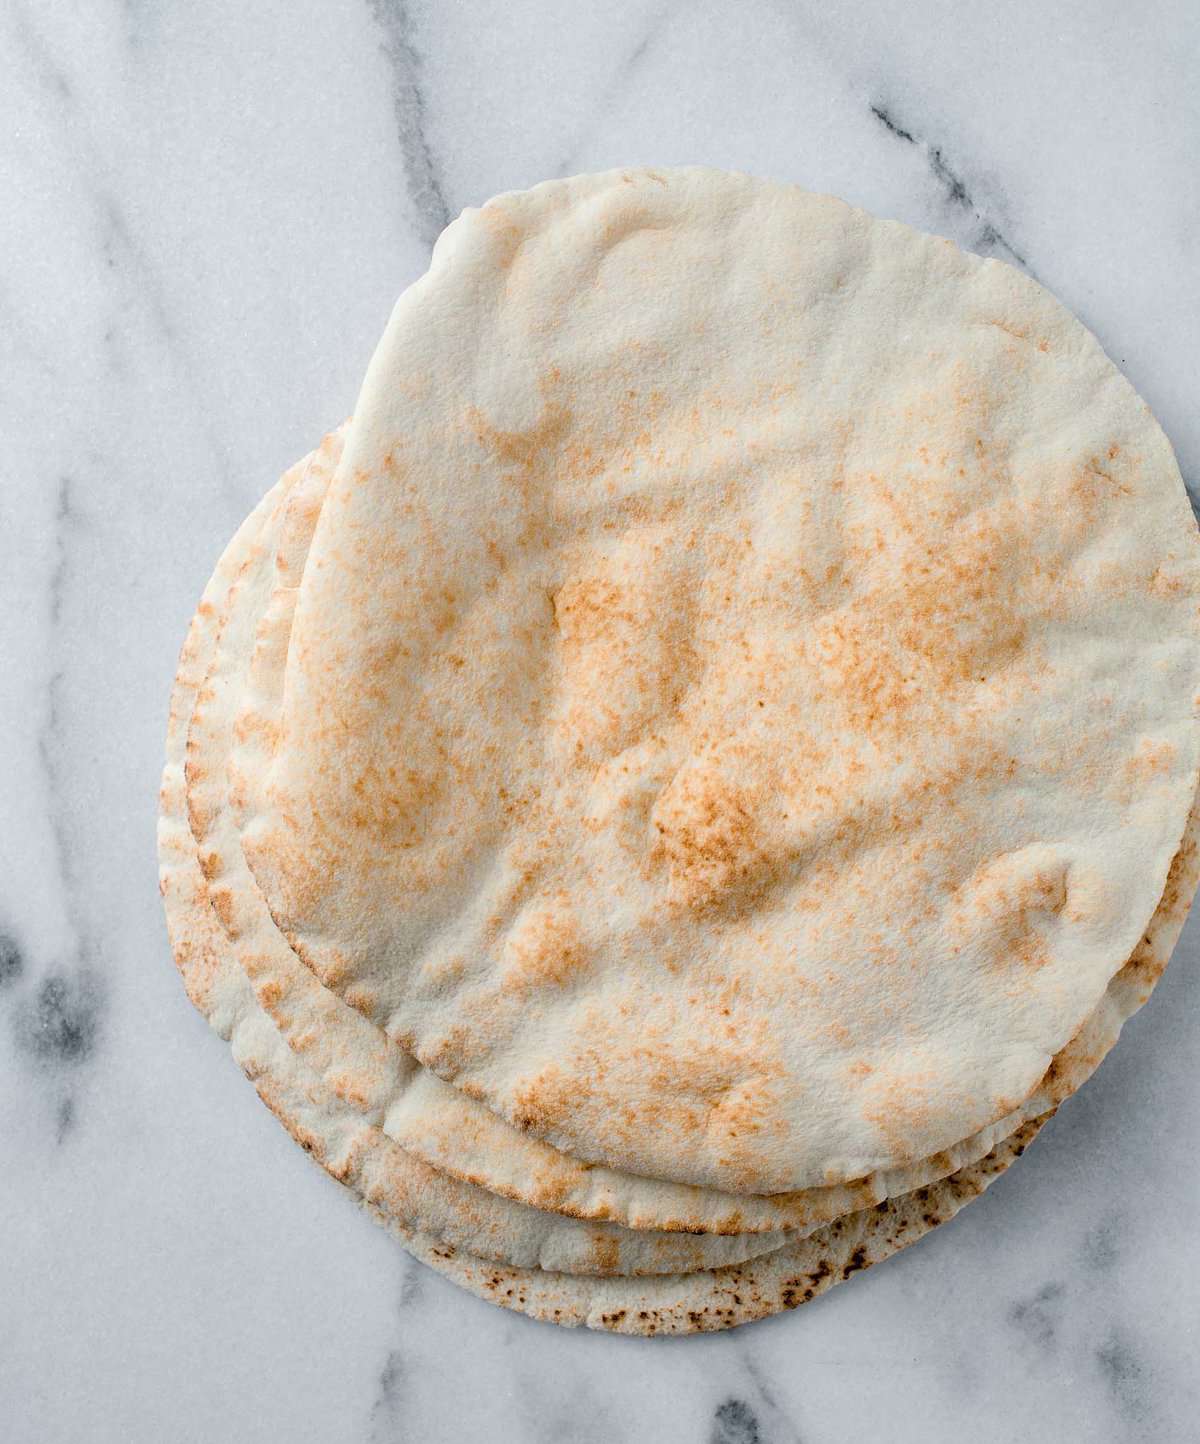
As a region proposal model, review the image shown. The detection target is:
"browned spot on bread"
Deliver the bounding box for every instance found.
[500,894,589,992]
[1070,456,1134,513]
[988,319,1030,344]
[553,575,633,642]
[467,402,572,476]
[589,1234,620,1273]
[1120,738,1177,795]
[813,498,1033,737]
[421,1024,483,1075]
[328,1072,372,1110]
[210,888,234,933]
[550,539,700,764]
[649,765,777,914]
[1148,564,1190,599]
[256,978,283,1008]
[511,1062,575,1134]
[343,983,379,1018]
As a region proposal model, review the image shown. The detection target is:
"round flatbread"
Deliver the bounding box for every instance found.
[233,168,1200,1192]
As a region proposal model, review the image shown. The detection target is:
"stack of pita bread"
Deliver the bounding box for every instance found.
[158,169,1200,1334]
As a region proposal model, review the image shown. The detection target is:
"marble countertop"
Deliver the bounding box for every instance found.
[4,2,1199,1440]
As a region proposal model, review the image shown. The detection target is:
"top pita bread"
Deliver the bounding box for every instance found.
[234,167,1200,1193]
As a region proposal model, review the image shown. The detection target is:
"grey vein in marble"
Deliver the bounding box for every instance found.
[869,101,1030,269]
[708,1371,803,1444]
[367,1347,408,1441]
[10,2,242,509]
[368,0,452,246]
[1080,1215,1122,1275]
[0,933,23,989]
[93,191,242,504]
[736,1354,804,1444]
[710,1398,766,1444]
[8,0,74,105]
[12,972,102,1069]
[9,468,106,1137]
[37,476,82,911]
[116,0,162,52]
[1094,1326,1150,1424]
[1007,1280,1066,1351]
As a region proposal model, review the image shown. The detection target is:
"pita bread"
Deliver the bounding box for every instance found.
[233,168,1200,1192]
[215,423,1200,1240]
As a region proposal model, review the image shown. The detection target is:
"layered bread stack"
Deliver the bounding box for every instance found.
[158,169,1200,1334]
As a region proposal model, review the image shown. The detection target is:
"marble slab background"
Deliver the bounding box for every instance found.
[2,2,1198,1441]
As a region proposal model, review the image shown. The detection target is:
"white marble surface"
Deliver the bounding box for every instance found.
[3,2,1199,1440]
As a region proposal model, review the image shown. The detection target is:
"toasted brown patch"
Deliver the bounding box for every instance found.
[500,894,590,992]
